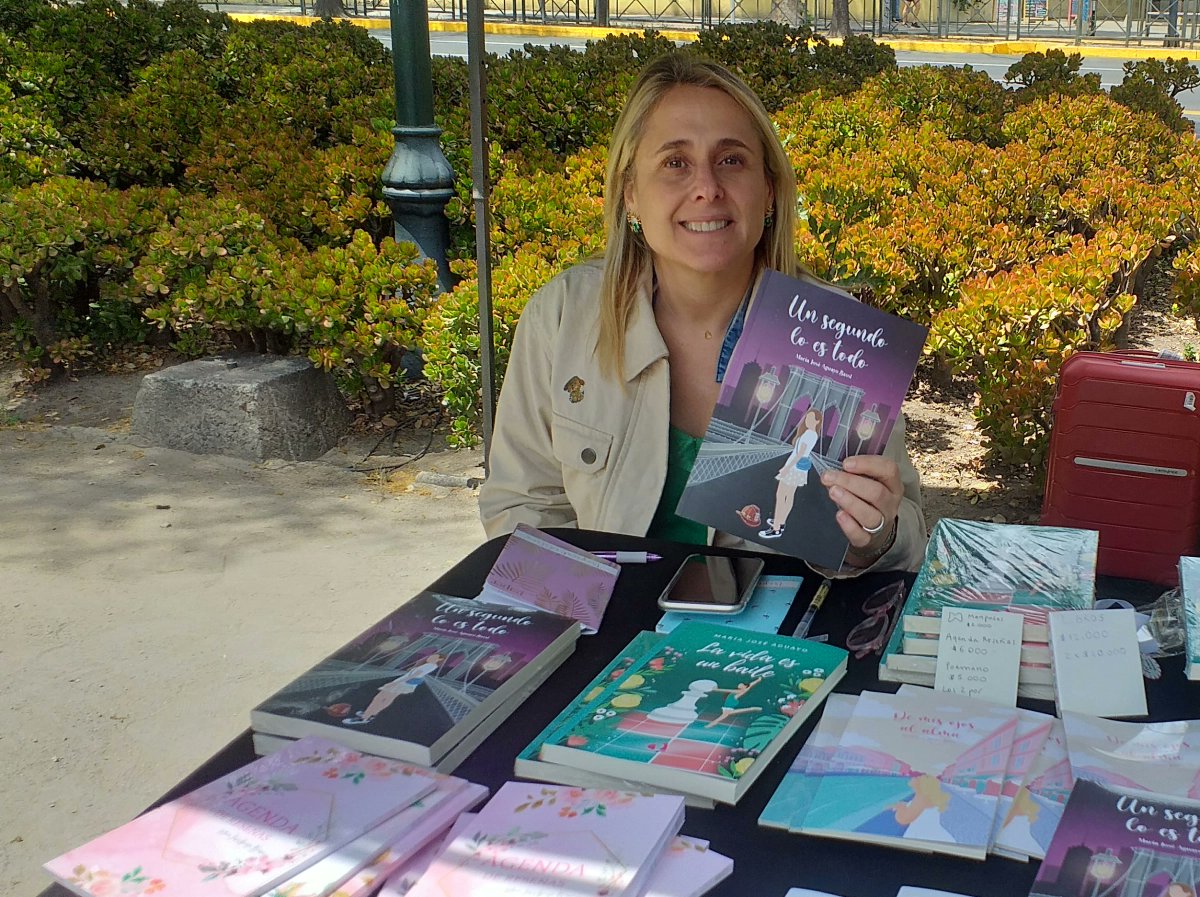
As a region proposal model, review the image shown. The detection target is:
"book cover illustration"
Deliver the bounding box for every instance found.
[515,631,665,774]
[800,688,1019,858]
[656,574,803,634]
[994,718,1073,861]
[758,692,857,830]
[540,621,848,803]
[895,518,1099,638]
[403,782,686,897]
[1181,556,1200,679]
[477,523,620,634]
[985,708,1055,860]
[1029,779,1200,897]
[44,737,438,897]
[1062,712,1200,799]
[252,592,579,764]
[675,268,927,570]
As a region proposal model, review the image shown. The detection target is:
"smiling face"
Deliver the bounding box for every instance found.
[623,84,774,299]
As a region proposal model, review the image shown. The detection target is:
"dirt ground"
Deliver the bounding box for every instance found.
[4,260,1197,896]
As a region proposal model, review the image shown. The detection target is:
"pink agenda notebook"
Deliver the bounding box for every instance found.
[403,782,686,897]
[44,736,438,897]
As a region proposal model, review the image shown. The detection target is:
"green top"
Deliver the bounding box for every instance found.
[647,425,709,546]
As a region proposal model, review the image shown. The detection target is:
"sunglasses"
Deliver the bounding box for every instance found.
[844,580,908,659]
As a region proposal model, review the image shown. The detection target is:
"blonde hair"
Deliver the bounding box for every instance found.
[909,774,950,813]
[597,52,801,379]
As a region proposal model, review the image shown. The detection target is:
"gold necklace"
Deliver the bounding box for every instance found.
[704,330,714,340]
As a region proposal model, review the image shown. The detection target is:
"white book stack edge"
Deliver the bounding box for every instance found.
[263,771,489,897]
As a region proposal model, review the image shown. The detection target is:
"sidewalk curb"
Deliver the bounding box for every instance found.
[225,10,1194,58]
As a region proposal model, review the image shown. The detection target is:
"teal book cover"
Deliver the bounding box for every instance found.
[515,630,665,770]
[540,621,848,804]
[800,687,1018,858]
[758,692,856,830]
[656,575,803,635]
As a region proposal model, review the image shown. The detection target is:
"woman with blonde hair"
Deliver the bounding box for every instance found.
[479,52,926,575]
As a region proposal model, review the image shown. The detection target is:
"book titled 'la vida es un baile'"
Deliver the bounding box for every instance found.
[675,268,927,570]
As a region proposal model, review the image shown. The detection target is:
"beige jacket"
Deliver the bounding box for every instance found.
[478,259,928,574]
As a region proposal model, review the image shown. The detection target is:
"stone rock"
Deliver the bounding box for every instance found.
[132,355,349,462]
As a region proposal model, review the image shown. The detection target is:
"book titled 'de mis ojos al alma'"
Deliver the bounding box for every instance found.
[676,268,927,570]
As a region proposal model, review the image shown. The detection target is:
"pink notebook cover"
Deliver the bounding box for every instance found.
[44,737,438,897]
[403,782,685,897]
[329,784,488,897]
[479,524,619,634]
[267,771,487,897]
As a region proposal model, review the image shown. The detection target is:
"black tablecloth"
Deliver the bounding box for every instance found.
[38,530,1196,897]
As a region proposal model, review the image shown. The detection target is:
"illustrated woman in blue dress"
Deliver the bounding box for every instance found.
[760,409,822,540]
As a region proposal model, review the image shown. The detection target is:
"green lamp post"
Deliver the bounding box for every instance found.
[382,0,455,293]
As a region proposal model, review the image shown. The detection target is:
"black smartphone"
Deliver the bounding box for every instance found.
[656,553,766,614]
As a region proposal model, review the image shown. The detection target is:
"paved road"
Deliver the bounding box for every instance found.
[397,30,1200,127]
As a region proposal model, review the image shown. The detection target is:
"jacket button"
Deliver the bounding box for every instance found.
[580,447,597,465]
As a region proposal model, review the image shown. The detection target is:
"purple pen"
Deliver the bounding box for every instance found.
[593,551,663,564]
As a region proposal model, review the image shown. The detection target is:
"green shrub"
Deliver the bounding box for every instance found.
[0,81,76,189]
[1109,57,1199,134]
[81,49,225,187]
[135,195,296,355]
[0,177,170,373]
[274,231,437,414]
[861,64,1008,146]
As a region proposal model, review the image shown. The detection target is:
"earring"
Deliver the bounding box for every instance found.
[627,213,642,234]
[764,207,775,228]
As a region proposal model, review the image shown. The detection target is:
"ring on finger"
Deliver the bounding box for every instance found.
[862,514,888,535]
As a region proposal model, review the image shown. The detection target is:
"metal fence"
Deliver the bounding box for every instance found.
[213,0,1200,46]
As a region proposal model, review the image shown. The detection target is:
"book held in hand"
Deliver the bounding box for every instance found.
[252,591,580,767]
[477,523,620,634]
[675,267,927,569]
[539,621,848,805]
[44,736,438,897]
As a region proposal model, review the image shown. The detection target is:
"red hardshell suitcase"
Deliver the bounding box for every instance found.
[1041,349,1200,585]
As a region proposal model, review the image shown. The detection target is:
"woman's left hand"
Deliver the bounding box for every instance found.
[820,454,903,554]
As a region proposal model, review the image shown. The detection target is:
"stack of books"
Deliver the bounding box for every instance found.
[44,736,488,897]
[879,518,1101,700]
[759,685,1078,861]
[380,781,732,897]
[250,590,580,772]
[515,621,848,806]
